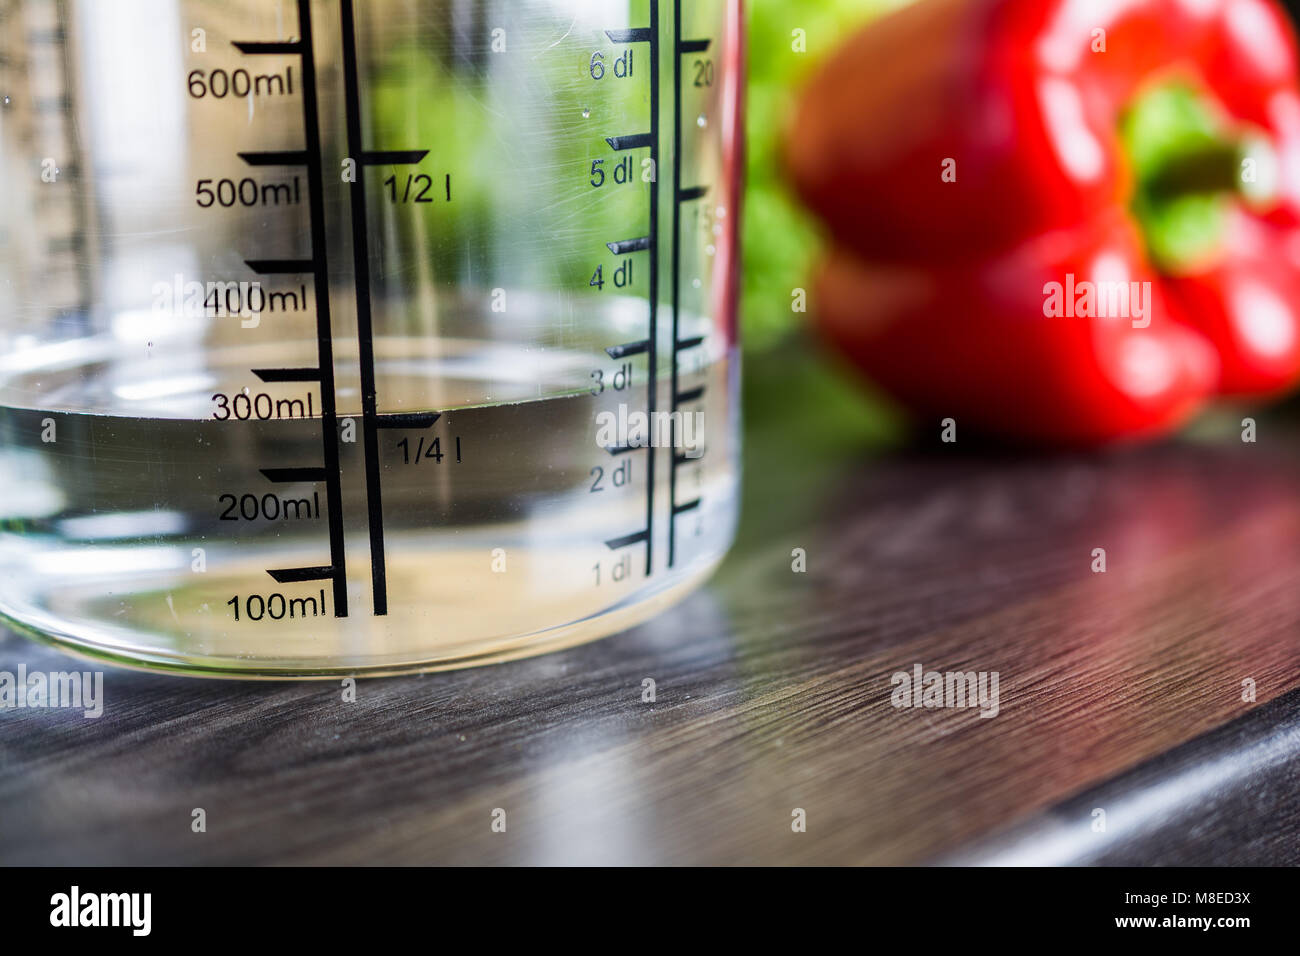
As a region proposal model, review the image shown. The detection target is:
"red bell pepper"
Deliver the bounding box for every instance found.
[786,0,1300,443]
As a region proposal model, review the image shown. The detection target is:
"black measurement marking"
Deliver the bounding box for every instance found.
[244,259,314,275]
[362,150,429,165]
[605,529,650,550]
[267,566,335,584]
[600,4,662,577]
[606,340,650,359]
[606,236,652,255]
[642,0,660,580]
[235,0,348,616]
[376,412,441,430]
[605,132,652,151]
[260,466,328,483]
[252,367,321,383]
[340,0,429,616]
[606,28,652,43]
[232,40,302,55]
[669,1,716,568]
[239,150,309,166]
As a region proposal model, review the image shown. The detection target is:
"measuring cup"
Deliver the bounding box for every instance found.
[0,0,743,676]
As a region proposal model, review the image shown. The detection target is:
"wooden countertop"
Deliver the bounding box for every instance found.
[2,343,1299,865]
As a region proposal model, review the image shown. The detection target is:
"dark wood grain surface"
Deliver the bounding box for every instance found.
[2,343,1299,865]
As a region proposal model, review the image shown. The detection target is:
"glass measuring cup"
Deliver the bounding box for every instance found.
[0,0,743,677]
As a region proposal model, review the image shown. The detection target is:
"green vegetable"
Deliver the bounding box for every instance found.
[367,1,905,358]
[741,0,902,351]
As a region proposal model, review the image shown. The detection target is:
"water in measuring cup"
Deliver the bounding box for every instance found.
[0,337,738,675]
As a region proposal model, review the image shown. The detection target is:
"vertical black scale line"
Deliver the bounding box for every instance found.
[296,0,348,617]
[645,0,661,578]
[667,10,712,568]
[339,0,389,615]
[669,0,683,569]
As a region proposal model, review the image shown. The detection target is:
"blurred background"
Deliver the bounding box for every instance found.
[740,0,910,456]
[743,0,1300,449]
[743,0,897,351]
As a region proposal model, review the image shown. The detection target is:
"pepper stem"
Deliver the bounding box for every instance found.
[1143,140,1245,200]
[1119,82,1259,272]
